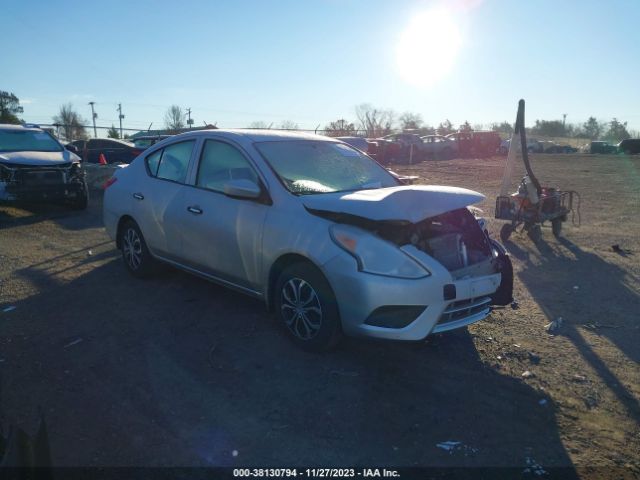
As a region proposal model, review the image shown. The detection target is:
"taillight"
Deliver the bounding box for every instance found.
[103,177,118,189]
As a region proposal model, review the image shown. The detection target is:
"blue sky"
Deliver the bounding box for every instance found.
[5,0,640,134]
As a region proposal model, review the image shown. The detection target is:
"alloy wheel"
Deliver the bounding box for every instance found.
[280,277,323,340]
[123,227,143,270]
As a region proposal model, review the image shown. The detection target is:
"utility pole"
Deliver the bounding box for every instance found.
[117,103,125,139]
[562,113,567,129]
[186,108,193,129]
[88,102,98,137]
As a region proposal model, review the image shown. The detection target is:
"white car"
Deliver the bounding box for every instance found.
[103,130,513,351]
[420,135,458,159]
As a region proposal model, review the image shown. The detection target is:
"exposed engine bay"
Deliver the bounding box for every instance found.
[0,161,86,204]
[309,206,514,305]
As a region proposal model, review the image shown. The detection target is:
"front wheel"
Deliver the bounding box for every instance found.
[274,263,342,352]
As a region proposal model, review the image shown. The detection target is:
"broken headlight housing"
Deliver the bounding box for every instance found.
[330,224,430,279]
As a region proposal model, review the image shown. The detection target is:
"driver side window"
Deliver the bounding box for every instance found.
[196,139,259,192]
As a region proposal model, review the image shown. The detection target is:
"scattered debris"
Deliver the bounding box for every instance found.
[524,457,547,476]
[0,358,5,363]
[511,301,520,310]
[436,441,478,456]
[63,338,83,349]
[528,352,541,365]
[573,285,579,290]
[513,343,521,348]
[2,306,16,313]
[538,399,548,406]
[436,441,461,452]
[572,374,588,383]
[232,450,239,457]
[87,249,93,256]
[392,446,399,451]
[545,317,563,334]
[611,244,632,255]
[497,355,503,360]
[522,370,535,379]
[583,322,620,330]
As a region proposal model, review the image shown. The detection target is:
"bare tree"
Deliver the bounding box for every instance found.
[355,104,395,137]
[52,103,88,141]
[324,118,356,137]
[278,120,299,130]
[248,121,270,129]
[398,112,423,131]
[164,105,185,133]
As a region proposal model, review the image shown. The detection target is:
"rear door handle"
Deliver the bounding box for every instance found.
[133,193,144,200]
[187,205,203,215]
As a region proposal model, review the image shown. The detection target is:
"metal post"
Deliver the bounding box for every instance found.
[118,103,125,139]
[88,102,98,137]
[186,108,193,129]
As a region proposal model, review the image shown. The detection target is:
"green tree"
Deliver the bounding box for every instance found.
[491,121,514,135]
[531,119,565,137]
[398,112,423,131]
[604,118,630,142]
[581,117,600,139]
[324,118,356,137]
[0,91,24,124]
[107,124,120,138]
[52,103,87,141]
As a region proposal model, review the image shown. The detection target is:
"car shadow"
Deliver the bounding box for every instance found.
[0,190,104,231]
[1,254,577,476]
[504,233,640,426]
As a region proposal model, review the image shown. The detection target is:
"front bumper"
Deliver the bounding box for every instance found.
[322,250,501,341]
[4,182,86,202]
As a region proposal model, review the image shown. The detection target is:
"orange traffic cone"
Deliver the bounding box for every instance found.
[99,153,107,165]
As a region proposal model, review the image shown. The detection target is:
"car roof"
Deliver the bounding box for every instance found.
[167,129,336,143]
[0,123,43,132]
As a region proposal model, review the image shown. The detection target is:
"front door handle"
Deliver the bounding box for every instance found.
[187,205,203,215]
[133,193,144,200]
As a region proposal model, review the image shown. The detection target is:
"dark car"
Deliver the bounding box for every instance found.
[589,141,618,154]
[0,124,88,209]
[618,139,640,155]
[69,138,143,164]
[131,134,172,150]
[446,131,501,157]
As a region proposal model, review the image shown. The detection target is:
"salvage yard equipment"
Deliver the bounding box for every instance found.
[496,100,579,242]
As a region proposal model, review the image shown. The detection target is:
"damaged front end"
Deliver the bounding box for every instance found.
[0,161,87,204]
[313,206,514,307]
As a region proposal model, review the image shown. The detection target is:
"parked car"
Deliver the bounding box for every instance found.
[420,135,458,159]
[589,141,618,154]
[0,124,88,209]
[69,138,144,164]
[378,133,425,162]
[366,138,404,164]
[334,136,376,155]
[446,131,501,157]
[103,130,513,351]
[543,143,577,154]
[131,135,172,150]
[618,138,640,155]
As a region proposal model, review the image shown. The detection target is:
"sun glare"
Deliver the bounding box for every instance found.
[396,9,462,87]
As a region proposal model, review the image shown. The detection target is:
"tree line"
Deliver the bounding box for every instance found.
[1,90,635,143]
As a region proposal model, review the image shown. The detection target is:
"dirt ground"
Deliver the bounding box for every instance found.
[0,154,638,477]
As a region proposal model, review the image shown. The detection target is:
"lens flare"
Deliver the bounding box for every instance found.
[396,9,462,87]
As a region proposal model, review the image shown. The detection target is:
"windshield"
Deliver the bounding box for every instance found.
[0,129,63,153]
[255,140,399,195]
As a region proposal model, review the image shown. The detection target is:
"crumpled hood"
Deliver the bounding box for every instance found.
[302,185,485,223]
[0,150,79,166]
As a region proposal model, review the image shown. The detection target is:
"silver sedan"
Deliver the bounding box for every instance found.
[103,130,513,351]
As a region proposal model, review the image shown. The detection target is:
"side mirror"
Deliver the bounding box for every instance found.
[223,179,261,199]
[65,144,79,154]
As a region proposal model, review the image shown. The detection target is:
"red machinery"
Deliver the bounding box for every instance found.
[495,100,578,242]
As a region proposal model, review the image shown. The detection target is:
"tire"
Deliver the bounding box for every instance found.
[274,262,342,352]
[500,223,514,243]
[551,218,563,238]
[118,220,158,278]
[526,223,542,242]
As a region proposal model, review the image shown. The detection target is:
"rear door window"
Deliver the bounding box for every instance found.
[147,140,195,183]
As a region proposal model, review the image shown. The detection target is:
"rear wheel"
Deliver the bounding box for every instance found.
[274,262,342,352]
[500,223,514,243]
[118,220,158,278]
